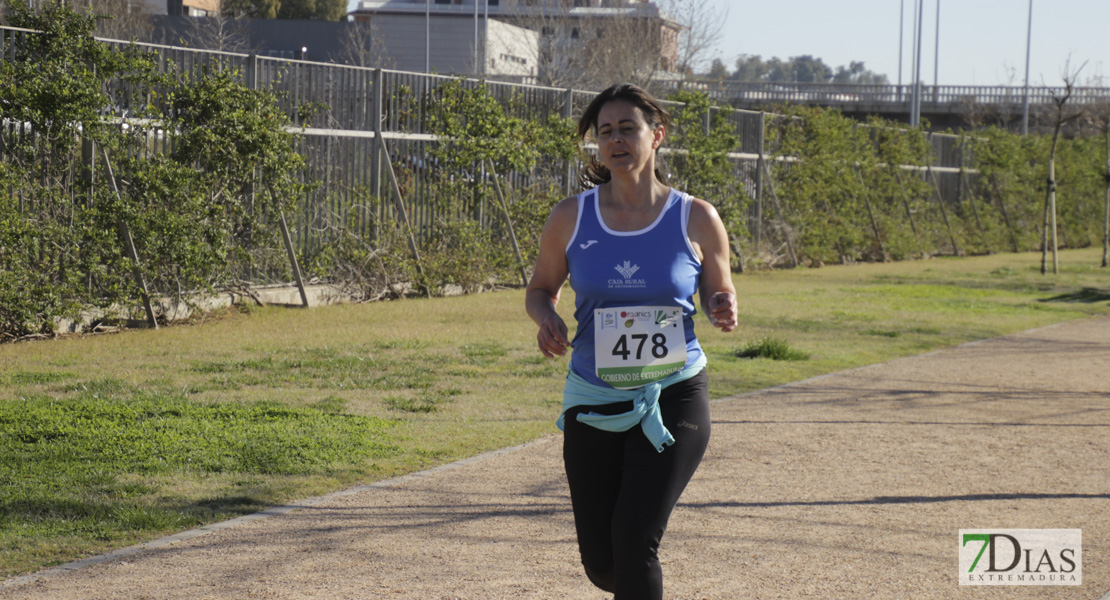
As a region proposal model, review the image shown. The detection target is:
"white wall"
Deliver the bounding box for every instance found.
[486,18,537,77]
[373,14,537,76]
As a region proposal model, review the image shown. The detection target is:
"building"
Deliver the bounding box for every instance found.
[349,0,680,86]
[145,14,535,70]
[351,12,538,77]
[147,16,347,61]
[152,0,218,16]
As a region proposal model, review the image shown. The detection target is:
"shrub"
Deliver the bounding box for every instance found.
[734,336,809,361]
[0,1,306,339]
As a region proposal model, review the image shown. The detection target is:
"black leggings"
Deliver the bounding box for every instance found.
[562,370,710,600]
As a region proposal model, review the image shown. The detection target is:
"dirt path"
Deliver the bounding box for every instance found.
[4,316,1110,600]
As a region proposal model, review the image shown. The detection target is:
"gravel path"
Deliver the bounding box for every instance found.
[4,316,1110,600]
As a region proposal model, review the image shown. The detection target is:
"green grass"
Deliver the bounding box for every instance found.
[0,386,398,575]
[1,248,1109,577]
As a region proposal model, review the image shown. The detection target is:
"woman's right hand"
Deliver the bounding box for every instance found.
[525,196,577,359]
[537,312,571,358]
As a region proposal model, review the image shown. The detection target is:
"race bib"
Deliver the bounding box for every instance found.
[594,306,687,389]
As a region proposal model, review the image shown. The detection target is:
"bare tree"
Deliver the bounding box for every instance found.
[1040,59,1087,275]
[1,0,152,43]
[658,0,725,82]
[578,10,673,91]
[183,13,252,54]
[338,20,394,69]
[85,0,153,41]
[499,0,682,93]
[498,5,581,89]
[222,0,281,19]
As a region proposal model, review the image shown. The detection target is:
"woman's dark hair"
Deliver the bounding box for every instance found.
[577,83,670,188]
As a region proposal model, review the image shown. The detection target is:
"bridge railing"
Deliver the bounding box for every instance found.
[668,81,1110,107]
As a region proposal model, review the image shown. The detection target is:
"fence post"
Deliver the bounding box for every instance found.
[245,53,257,90]
[100,146,158,329]
[892,169,920,237]
[373,96,428,296]
[854,166,888,260]
[245,54,260,285]
[370,68,383,243]
[564,87,575,195]
[957,138,985,235]
[379,136,428,296]
[754,112,765,248]
[989,176,1021,253]
[928,167,960,255]
[276,205,310,308]
[760,160,798,268]
[485,159,529,286]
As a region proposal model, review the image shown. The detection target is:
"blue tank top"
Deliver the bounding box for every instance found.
[566,187,704,388]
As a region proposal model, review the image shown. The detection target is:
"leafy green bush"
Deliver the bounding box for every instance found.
[966,127,1045,253]
[419,219,514,293]
[508,181,567,265]
[1056,134,1107,248]
[734,336,810,361]
[864,117,935,260]
[411,79,575,291]
[0,0,160,338]
[769,106,875,264]
[0,1,306,339]
[666,90,751,269]
[968,126,1108,256]
[300,191,415,300]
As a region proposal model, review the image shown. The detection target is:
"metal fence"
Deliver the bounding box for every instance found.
[2,26,972,283]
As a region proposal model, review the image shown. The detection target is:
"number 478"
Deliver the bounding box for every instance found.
[612,333,669,360]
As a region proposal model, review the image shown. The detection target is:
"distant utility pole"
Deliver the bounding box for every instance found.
[933,0,940,91]
[910,0,924,126]
[910,0,918,109]
[1022,0,1034,135]
[898,0,904,96]
[425,0,430,73]
[472,0,490,76]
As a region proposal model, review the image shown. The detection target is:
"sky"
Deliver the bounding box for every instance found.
[709,0,1109,86]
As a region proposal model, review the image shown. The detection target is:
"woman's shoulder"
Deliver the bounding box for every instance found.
[550,193,581,225]
[539,193,583,246]
[678,193,721,224]
[682,194,727,245]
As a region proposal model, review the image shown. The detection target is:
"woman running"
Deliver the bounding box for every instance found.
[525,82,738,599]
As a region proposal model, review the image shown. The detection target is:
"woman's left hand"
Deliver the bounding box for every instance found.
[707,291,737,332]
[688,197,738,334]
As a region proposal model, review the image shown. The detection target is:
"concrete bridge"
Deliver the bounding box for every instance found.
[681,82,1110,130]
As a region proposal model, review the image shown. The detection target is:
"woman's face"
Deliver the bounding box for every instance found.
[594,99,664,178]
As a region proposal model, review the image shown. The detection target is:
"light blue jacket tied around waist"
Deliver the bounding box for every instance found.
[557,354,708,453]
